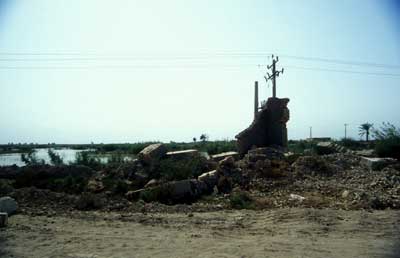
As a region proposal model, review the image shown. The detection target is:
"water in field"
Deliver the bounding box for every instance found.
[0,148,91,166]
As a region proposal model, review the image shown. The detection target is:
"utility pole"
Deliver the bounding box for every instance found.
[344,123,348,139]
[309,126,313,140]
[264,55,284,98]
[254,81,259,119]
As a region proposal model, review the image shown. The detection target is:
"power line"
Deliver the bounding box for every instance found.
[285,65,400,77]
[0,52,398,69]
[280,54,400,69]
[0,64,399,77]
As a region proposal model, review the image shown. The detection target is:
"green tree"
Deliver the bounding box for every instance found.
[359,123,373,142]
[48,149,63,165]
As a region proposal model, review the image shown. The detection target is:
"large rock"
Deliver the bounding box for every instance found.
[138,143,167,165]
[236,97,289,155]
[0,196,18,215]
[360,157,397,171]
[211,152,239,162]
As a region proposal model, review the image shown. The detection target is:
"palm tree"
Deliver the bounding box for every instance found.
[359,123,373,142]
[199,134,208,142]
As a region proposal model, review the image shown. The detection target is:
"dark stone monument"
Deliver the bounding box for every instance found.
[235,97,290,156]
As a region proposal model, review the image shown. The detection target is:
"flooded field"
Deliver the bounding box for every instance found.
[0,148,91,166]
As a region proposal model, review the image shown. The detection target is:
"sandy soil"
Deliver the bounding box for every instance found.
[1,208,400,258]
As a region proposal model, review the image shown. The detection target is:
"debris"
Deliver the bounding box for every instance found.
[219,156,235,168]
[292,156,338,177]
[0,212,7,227]
[284,152,300,164]
[248,147,285,160]
[217,176,233,194]
[211,151,239,162]
[87,179,105,193]
[144,179,160,188]
[360,157,397,171]
[75,193,104,210]
[0,196,18,215]
[354,149,375,157]
[342,190,350,199]
[137,143,167,165]
[289,194,305,202]
[127,179,209,204]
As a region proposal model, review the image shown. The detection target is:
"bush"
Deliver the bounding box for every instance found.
[373,122,400,160]
[21,151,44,165]
[229,191,255,209]
[288,140,316,154]
[152,156,207,181]
[49,176,87,194]
[0,179,14,195]
[107,153,127,164]
[74,151,102,170]
[339,138,363,149]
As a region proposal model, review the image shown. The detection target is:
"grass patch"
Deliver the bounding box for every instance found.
[229,191,255,209]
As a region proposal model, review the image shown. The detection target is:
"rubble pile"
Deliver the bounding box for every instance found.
[1,143,400,214]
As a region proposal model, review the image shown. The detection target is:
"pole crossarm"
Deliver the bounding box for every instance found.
[264,55,284,98]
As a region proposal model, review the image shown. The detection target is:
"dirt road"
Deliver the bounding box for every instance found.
[1,208,400,258]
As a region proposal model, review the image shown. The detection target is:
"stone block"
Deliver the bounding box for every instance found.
[138,143,167,165]
[360,157,397,171]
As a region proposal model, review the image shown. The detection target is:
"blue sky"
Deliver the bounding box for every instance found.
[0,0,399,143]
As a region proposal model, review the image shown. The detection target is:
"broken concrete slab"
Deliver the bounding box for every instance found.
[137,143,167,165]
[360,157,397,171]
[315,142,336,155]
[198,170,219,188]
[0,196,18,215]
[166,149,199,159]
[211,151,239,162]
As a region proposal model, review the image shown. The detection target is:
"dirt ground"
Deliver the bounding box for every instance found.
[1,208,400,258]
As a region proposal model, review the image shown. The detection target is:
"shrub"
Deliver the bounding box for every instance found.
[107,153,126,164]
[152,156,207,181]
[288,140,316,154]
[74,151,102,170]
[373,122,400,160]
[49,176,87,194]
[339,137,363,149]
[229,191,255,209]
[0,179,14,195]
[21,151,44,165]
